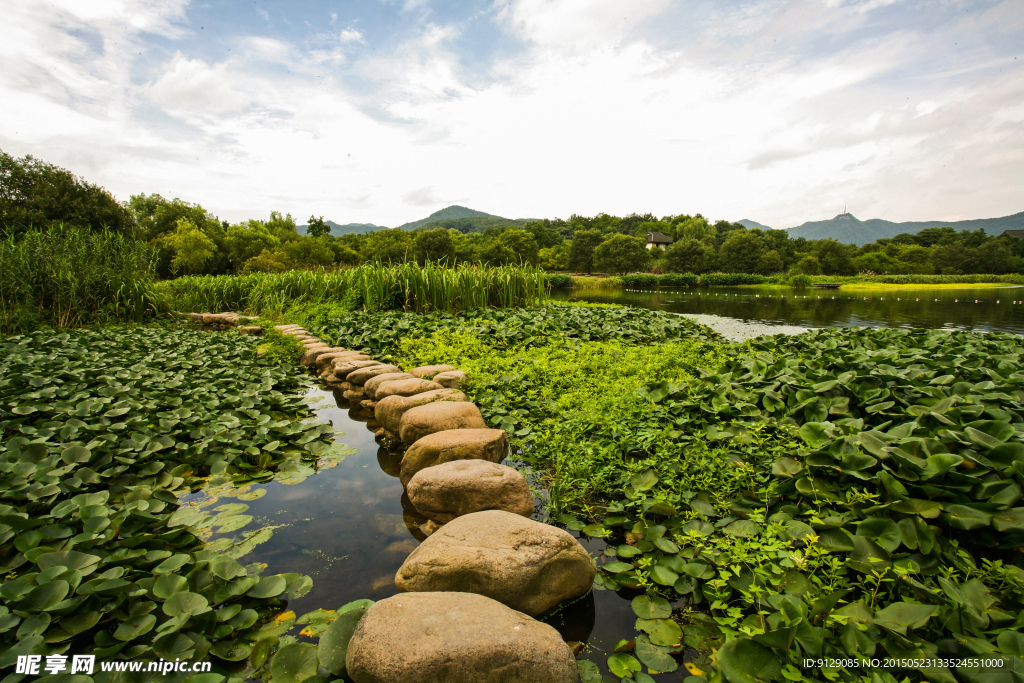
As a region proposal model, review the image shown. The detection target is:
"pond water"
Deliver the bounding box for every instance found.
[550,285,1024,335]
[188,385,680,679]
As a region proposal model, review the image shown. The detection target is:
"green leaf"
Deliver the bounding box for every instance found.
[17,581,69,611]
[270,642,319,683]
[941,504,992,531]
[602,562,635,574]
[247,575,287,598]
[635,634,678,673]
[630,469,659,492]
[871,602,939,635]
[632,595,672,619]
[114,614,157,641]
[636,617,682,647]
[856,517,902,553]
[650,564,679,586]
[162,592,210,617]
[577,659,602,683]
[607,653,642,677]
[318,600,373,676]
[153,574,188,599]
[717,638,782,683]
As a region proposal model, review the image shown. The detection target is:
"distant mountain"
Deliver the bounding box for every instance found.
[739,211,1024,246]
[738,219,773,231]
[298,220,388,237]
[396,205,510,231]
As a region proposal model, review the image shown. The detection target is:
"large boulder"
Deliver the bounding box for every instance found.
[374,389,466,434]
[395,511,595,616]
[345,592,577,683]
[407,460,534,523]
[316,351,368,372]
[432,370,466,390]
[348,365,402,386]
[374,378,443,402]
[398,402,487,445]
[362,373,415,399]
[409,364,458,379]
[332,360,381,379]
[399,428,508,486]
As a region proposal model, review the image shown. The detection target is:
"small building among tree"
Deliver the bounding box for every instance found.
[645,230,672,250]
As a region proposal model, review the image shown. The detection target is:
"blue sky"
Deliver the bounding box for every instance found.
[1,0,1021,228]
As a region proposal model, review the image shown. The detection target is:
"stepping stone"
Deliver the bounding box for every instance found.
[395,510,596,616]
[373,378,443,401]
[398,403,487,446]
[374,389,467,434]
[407,460,534,523]
[399,428,508,486]
[332,360,380,379]
[345,592,577,683]
[432,370,466,390]
[300,346,344,366]
[409,364,458,379]
[343,388,365,401]
[347,365,402,386]
[238,326,263,335]
[315,351,366,372]
[363,372,416,399]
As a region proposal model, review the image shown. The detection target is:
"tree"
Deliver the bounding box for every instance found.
[242,249,291,274]
[1,150,135,235]
[524,220,563,249]
[306,215,330,238]
[719,230,766,273]
[594,234,650,275]
[539,243,569,270]
[476,241,517,266]
[815,239,856,275]
[414,228,456,264]
[224,222,280,271]
[568,229,604,274]
[283,236,335,268]
[362,228,413,263]
[164,218,216,274]
[757,249,785,275]
[793,255,822,275]
[672,215,716,245]
[664,238,710,274]
[498,229,540,265]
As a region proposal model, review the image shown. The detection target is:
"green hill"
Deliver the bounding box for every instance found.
[396,205,512,231]
[740,211,1024,245]
[298,220,388,237]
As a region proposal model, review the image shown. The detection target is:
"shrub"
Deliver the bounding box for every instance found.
[789,273,812,288]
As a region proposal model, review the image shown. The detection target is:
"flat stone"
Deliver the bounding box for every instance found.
[345,592,577,683]
[332,360,383,379]
[408,460,534,523]
[409,364,458,379]
[347,365,402,386]
[374,378,443,401]
[362,372,416,399]
[300,346,345,366]
[395,511,595,617]
[432,370,466,390]
[375,389,467,434]
[399,427,507,486]
[315,351,365,372]
[238,326,263,335]
[398,402,487,446]
[274,324,302,331]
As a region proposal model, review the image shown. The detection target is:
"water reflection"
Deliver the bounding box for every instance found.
[551,285,1024,334]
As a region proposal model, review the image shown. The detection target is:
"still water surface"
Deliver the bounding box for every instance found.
[191,386,666,679]
[551,285,1024,335]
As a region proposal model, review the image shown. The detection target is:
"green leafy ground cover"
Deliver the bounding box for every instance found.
[307,303,1024,683]
[0,328,370,682]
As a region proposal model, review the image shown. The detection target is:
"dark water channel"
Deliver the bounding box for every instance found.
[188,385,671,679]
[551,285,1024,335]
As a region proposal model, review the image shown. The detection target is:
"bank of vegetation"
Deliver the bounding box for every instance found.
[299,303,1024,683]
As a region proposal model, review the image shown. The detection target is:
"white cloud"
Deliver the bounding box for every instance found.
[1,0,1021,229]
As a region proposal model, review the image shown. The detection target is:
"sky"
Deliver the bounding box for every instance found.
[1,0,1021,229]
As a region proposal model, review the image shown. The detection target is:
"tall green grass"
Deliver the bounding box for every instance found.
[157,262,548,315]
[0,224,165,335]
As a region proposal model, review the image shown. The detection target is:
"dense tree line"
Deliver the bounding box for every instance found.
[2,150,1021,278]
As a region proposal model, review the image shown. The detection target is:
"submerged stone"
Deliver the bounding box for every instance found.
[345,592,577,683]
[395,510,596,617]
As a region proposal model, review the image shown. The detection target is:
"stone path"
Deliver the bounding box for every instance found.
[273,324,590,683]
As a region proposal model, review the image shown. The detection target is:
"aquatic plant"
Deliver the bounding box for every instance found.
[156,262,547,316]
[0,327,370,678]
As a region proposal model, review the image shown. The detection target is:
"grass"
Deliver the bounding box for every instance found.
[156,262,547,316]
[0,223,166,335]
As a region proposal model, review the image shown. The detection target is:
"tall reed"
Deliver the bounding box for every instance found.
[0,224,165,335]
[156,262,548,314]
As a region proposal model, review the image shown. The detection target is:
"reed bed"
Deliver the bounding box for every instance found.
[0,224,165,335]
[571,276,625,289]
[156,262,548,315]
